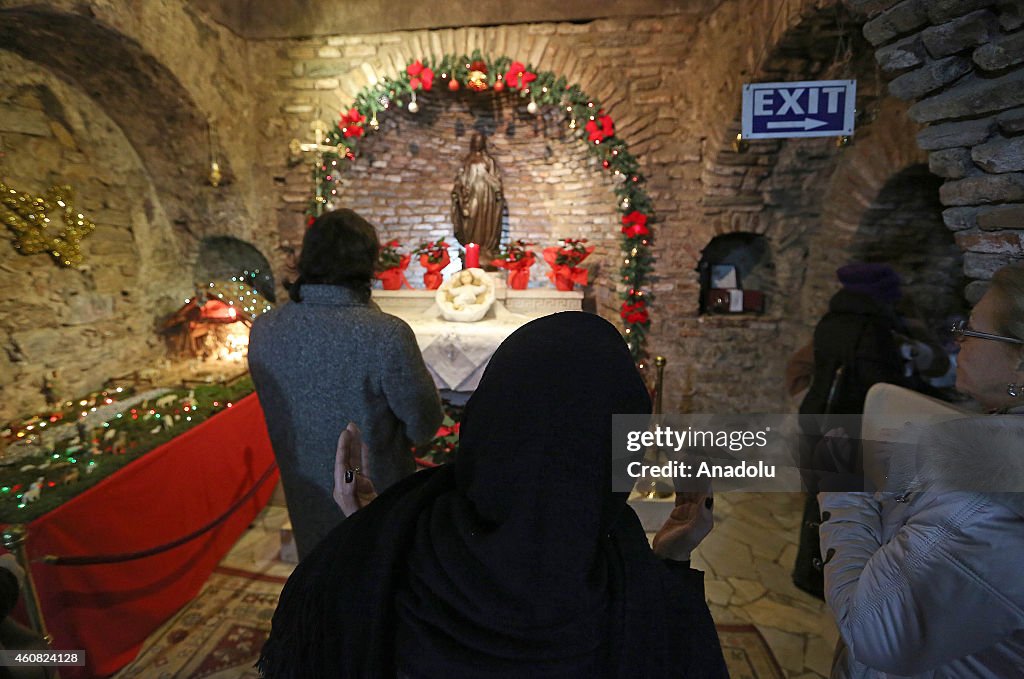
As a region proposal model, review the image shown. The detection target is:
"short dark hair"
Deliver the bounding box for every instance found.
[289,209,378,303]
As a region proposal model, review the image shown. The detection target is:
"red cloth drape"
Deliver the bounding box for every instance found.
[9,394,278,678]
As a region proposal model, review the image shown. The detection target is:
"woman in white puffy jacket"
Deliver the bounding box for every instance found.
[820,263,1024,678]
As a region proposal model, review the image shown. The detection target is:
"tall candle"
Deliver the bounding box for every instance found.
[465,242,480,269]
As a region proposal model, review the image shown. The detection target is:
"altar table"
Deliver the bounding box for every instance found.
[9,393,278,678]
[375,287,584,392]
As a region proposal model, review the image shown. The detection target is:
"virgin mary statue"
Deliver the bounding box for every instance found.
[451,132,504,264]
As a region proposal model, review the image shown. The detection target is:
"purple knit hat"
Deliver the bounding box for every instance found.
[836,263,901,303]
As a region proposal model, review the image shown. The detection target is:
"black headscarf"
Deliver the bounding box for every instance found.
[258,312,726,679]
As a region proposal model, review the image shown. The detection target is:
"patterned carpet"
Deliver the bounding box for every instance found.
[115,567,784,678]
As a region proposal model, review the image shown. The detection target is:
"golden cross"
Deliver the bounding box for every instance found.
[289,120,347,216]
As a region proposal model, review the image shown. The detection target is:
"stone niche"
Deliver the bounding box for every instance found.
[333,88,624,318]
[697,232,773,315]
[195,236,276,302]
[850,164,965,332]
[0,51,183,423]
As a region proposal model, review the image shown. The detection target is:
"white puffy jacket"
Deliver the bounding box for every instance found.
[819,416,1024,678]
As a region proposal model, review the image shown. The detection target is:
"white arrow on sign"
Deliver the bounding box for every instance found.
[765,118,829,131]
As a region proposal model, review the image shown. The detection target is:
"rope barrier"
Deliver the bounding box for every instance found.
[39,461,278,566]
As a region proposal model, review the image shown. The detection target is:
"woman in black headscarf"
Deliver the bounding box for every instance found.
[258,312,727,679]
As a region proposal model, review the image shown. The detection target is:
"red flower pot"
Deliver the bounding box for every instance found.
[508,268,531,289]
[420,252,450,290]
[554,271,576,291]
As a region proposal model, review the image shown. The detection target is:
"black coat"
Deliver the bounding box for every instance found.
[0,567,18,620]
[800,289,907,421]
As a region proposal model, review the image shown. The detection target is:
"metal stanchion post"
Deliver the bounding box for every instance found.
[653,356,666,415]
[2,524,52,645]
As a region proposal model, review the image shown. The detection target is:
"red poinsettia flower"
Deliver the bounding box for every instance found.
[585,111,615,143]
[620,300,650,325]
[339,107,366,138]
[407,60,434,91]
[505,61,537,89]
[621,211,650,238]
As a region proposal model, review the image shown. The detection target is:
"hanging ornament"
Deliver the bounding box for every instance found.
[527,99,539,115]
[206,121,222,187]
[467,59,489,91]
[493,78,505,93]
[370,112,380,131]
[408,91,419,113]
[208,161,222,187]
[448,78,460,92]
[1,182,96,267]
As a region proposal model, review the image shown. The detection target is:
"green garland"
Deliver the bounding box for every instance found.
[305,50,654,362]
[0,378,255,523]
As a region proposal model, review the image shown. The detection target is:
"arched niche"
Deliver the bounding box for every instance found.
[852,164,966,332]
[697,232,773,315]
[195,236,276,302]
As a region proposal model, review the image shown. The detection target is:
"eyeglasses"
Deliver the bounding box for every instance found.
[950,319,1024,345]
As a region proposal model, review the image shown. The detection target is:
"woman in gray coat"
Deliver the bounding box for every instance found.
[248,209,442,560]
[819,263,1024,678]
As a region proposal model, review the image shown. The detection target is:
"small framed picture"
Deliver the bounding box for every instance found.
[711,264,738,289]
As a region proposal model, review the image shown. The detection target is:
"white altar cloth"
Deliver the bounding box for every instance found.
[388,302,535,392]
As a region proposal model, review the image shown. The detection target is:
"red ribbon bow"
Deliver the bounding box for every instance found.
[620,300,650,325]
[505,61,537,89]
[407,60,434,91]
[585,111,614,143]
[621,211,650,238]
[339,108,366,138]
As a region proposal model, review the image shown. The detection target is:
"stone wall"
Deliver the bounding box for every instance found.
[848,0,1024,302]
[0,51,181,420]
[0,1,268,422]
[657,1,960,412]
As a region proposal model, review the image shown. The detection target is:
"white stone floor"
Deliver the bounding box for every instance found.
[687,492,838,678]
[131,489,838,678]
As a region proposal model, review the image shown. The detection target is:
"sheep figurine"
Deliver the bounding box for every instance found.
[155,393,178,409]
[22,477,44,503]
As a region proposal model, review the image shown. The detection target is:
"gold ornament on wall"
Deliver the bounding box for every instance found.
[0,181,96,267]
[209,161,222,187]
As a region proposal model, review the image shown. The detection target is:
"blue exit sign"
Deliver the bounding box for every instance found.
[742,79,856,139]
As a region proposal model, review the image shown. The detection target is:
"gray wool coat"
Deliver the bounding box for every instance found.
[248,284,442,559]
